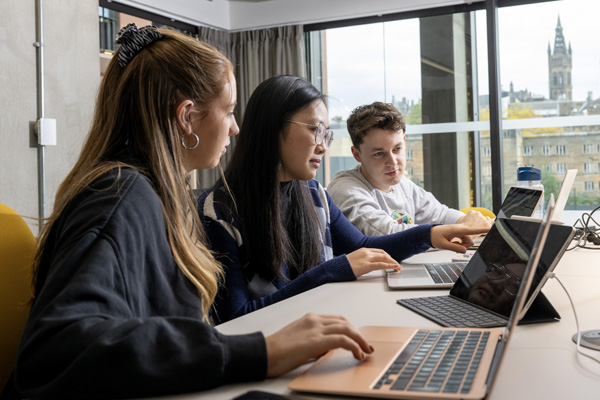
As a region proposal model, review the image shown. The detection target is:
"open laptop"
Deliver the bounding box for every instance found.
[289,196,558,400]
[397,201,575,328]
[387,169,576,290]
[495,186,543,219]
[510,168,577,224]
[468,184,544,250]
[387,186,543,289]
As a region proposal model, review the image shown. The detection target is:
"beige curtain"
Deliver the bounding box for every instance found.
[195,25,306,189]
[232,25,306,116]
[197,26,235,64]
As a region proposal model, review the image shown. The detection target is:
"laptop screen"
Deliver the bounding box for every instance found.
[496,186,543,219]
[449,217,572,318]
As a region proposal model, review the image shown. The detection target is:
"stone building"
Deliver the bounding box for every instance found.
[548,16,572,101]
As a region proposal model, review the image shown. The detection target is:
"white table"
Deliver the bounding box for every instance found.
[160,246,600,400]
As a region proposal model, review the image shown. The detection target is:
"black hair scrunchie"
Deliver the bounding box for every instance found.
[115,23,163,68]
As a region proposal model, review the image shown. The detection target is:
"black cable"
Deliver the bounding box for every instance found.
[567,205,600,251]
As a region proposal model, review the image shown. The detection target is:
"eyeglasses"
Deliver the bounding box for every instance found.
[484,263,522,296]
[286,120,334,149]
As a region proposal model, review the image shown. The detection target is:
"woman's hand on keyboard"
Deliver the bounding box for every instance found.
[347,248,401,277]
[431,224,490,253]
[265,313,374,377]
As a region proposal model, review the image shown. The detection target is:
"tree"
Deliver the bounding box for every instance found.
[405,100,422,125]
[479,103,563,136]
[542,173,559,205]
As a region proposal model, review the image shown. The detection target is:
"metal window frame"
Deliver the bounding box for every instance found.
[98,0,198,34]
[303,0,561,212]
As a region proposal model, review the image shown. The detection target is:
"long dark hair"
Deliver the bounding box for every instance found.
[218,75,326,279]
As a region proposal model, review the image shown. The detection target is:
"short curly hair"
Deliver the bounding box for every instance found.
[346,102,406,148]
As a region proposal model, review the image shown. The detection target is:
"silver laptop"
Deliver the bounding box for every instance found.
[511,168,577,224]
[387,186,543,289]
[495,186,544,219]
[289,196,557,400]
[397,214,574,327]
[387,170,576,290]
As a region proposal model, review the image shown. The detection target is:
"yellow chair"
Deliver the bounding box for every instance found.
[460,206,496,219]
[0,204,36,392]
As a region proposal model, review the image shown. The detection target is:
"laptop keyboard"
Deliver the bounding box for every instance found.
[398,296,508,328]
[373,329,490,394]
[425,263,466,284]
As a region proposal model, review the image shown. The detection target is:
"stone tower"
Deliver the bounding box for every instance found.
[548,16,572,100]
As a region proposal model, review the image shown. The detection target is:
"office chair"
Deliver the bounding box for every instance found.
[460,206,496,219]
[0,204,36,392]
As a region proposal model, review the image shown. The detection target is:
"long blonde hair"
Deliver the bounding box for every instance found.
[33,29,231,320]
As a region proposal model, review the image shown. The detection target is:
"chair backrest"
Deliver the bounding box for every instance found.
[459,206,496,219]
[0,204,36,392]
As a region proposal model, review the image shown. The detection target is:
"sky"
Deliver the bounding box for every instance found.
[324,0,600,120]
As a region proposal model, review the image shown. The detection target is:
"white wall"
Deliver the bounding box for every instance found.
[117,0,483,31]
[116,0,231,29]
[228,0,483,31]
[0,0,99,231]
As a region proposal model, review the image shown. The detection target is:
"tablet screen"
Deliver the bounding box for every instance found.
[450,218,573,317]
[496,187,543,219]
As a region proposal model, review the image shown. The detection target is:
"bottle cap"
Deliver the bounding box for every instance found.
[517,166,542,181]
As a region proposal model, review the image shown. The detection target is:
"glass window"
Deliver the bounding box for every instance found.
[584,162,595,174]
[542,145,552,156]
[585,181,594,191]
[496,0,600,210]
[99,7,118,53]
[310,0,600,212]
[98,6,197,55]
[321,11,484,210]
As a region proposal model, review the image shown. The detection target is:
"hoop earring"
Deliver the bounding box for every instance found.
[181,132,199,150]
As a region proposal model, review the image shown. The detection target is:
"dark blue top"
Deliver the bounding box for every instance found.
[199,179,433,324]
[11,168,266,399]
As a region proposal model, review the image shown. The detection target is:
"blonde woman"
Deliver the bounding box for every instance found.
[7,25,373,399]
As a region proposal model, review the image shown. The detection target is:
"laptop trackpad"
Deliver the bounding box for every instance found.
[394,267,430,279]
[289,341,404,391]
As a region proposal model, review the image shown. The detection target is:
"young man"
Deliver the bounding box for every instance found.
[327,102,491,236]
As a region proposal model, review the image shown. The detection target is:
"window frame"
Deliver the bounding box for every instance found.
[98,0,198,36]
[304,0,567,213]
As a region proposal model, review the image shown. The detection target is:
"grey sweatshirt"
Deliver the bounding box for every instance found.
[327,165,465,235]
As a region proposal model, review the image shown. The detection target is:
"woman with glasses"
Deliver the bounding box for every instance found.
[199,75,488,324]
